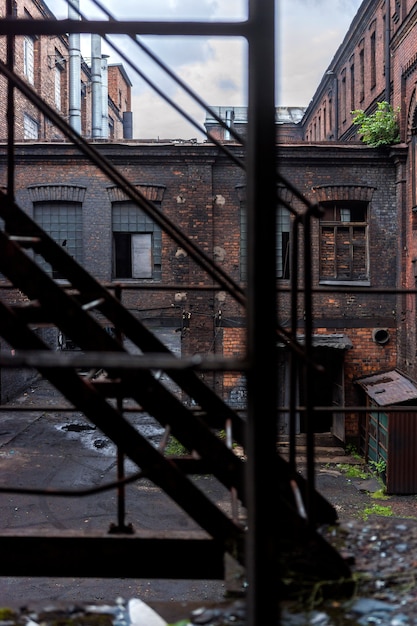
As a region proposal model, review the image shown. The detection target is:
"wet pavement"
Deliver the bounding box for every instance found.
[2,377,417,623]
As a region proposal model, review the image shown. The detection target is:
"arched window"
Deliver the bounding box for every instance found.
[28,184,86,278]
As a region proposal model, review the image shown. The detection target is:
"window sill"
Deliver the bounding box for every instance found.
[319,280,371,287]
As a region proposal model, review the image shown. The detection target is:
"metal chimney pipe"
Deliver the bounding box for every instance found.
[68,0,81,133]
[101,55,109,139]
[91,34,102,139]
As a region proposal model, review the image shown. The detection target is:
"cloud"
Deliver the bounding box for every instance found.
[278,0,362,106]
[132,37,246,139]
[45,0,362,137]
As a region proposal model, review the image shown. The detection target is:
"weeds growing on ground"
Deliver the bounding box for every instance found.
[361,504,393,520]
[336,463,369,479]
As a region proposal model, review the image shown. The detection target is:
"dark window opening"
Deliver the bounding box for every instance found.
[112,201,161,280]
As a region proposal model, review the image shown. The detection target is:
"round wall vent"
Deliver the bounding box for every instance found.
[372,328,390,345]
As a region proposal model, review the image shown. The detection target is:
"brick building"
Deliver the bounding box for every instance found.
[298,0,417,447]
[0,138,401,447]
[2,0,417,450]
[0,0,132,141]
[205,105,306,143]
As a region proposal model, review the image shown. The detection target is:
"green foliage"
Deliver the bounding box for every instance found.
[336,463,368,479]
[361,503,393,520]
[369,458,387,476]
[0,608,16,620]
[164,436,189,456]
[351,101,400,147]
[345,444,362,461]
[371,488,389,500]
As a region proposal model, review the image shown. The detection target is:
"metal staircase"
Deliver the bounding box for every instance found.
[0,1,353,622]
[0,187,348,570]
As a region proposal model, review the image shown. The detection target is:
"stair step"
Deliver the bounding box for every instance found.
[277,445,346,456]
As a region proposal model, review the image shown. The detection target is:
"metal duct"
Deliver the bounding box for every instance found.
[101,56,109,139]
[225,109,233,140]
[91,35,102,139]
[68,0,81,133]
[123,111,133,139]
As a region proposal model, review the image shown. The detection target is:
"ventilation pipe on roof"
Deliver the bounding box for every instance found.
[225,108,234,140]
[68,0,81,133]
[101,55,109,139]
[91,35,102,139]
[123,111,133,139]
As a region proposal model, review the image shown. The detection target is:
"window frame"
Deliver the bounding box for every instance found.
[23,113,39,139]
[33,200,83,278]
[240,202,291,282]
[319,201,370,285]
[112,201,162,281]
[23,35,34,84]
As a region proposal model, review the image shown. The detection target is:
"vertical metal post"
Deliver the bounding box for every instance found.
[289,217,300,472]
[246,1,279,624]
[302,212,315,525]
[109,284,133,535]
[6,0,15,201]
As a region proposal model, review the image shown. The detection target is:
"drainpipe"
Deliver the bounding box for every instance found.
[91,34,102,139]
[68,0,81,134]
[385,0,391,103]
[101,55,109,139]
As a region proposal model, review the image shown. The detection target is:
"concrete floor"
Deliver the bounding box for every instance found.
[0,376,244,616]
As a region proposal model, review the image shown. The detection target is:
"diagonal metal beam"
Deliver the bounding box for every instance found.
[0,296,246,563]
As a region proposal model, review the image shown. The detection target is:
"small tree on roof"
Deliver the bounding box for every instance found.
[351,101,400,147]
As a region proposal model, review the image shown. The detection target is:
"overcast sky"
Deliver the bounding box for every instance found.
[46,0,363,139]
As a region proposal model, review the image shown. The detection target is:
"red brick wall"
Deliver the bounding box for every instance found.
[0,0,131,141]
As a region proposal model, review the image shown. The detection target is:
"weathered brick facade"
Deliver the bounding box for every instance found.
[3,0,417,449]
[0,139,401,444]
[286,0,417,443]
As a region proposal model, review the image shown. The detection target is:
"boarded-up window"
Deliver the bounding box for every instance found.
[112,202,161,280]
[320,201,368,281]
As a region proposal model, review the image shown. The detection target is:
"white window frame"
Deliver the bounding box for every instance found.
[23,113,39,139]
[24,36,34,84]
[55,64,62,110]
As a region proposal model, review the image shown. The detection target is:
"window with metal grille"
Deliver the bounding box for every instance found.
[319,201,368,282]
[34,201,83,278]
[240,203,290,281]
[112,201,161,280]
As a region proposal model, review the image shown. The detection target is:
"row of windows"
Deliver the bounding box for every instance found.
[23,36,63,139]
[34,201,161,280]
[305,22,378,141]
[33,200,369,283]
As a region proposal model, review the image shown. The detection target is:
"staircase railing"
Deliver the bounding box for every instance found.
[0,2,352,623]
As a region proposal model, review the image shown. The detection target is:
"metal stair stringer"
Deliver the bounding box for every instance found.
[0,294,246,568]
[0,227,247,504]
[0,295,348,581]
[0,192,341,528]
[0,190,245,443]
